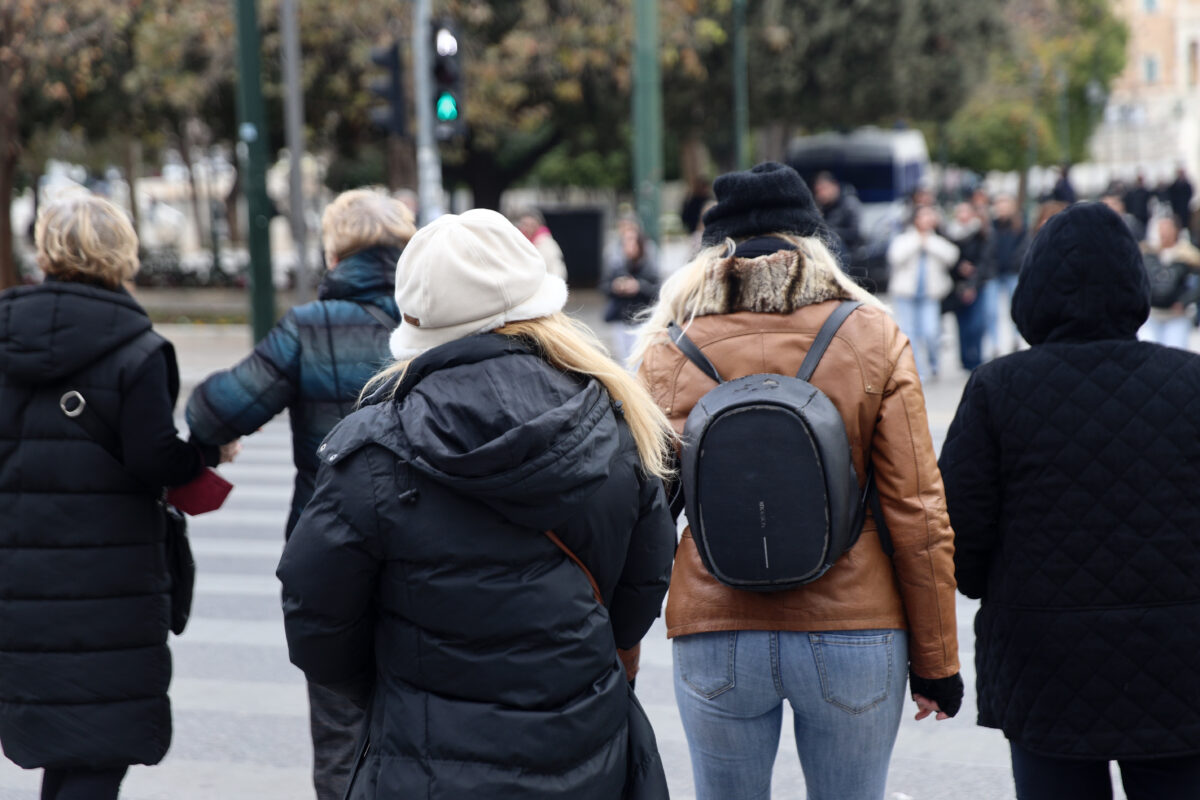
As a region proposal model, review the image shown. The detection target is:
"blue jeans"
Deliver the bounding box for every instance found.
[892,296,941,379]
[675,629,907,800]
[1139,314,1192,350]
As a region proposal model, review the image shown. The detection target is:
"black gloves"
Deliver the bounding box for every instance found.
[910,671,964,718]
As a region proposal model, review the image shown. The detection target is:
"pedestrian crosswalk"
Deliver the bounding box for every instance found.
[0,415,1027,800]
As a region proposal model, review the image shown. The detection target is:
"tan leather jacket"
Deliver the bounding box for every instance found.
[639,301,959,679]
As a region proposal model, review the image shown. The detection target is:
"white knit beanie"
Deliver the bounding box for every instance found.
[388,209,568,359]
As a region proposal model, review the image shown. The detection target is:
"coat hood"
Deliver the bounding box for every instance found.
[318,245,402,307]
[0,281,153,383]
[1012,202,1150,345]
[329,334,620,531]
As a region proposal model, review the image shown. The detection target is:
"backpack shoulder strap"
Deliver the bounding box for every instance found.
[796,301,862,382]
[357,302,399,330]
[667,322,724,384]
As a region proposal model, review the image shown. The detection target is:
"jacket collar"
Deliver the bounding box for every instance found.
[694,247,855,317]
[318,245,402,303]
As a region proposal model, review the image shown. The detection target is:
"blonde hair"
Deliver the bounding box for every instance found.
[360,312,677,479]
[630,232,883,365]
[321,188,416,265]
[35,194,139,288]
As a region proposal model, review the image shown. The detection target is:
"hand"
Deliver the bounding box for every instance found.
[1172,302,1186,315]
[219,440,242,464]
[913,693,949,721]
[960,287,978,305]
[612,275,640,297]
[959,261,975,277]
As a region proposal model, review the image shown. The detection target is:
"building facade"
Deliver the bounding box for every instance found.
[1092,0,1200,181]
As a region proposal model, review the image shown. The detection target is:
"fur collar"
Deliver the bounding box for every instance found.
[695,249,856,317]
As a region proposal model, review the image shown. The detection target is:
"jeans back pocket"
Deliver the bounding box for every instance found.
[675,631,737,700]
[809,631,895,714]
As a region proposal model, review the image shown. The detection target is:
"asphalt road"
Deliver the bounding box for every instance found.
[0,295,1131,799]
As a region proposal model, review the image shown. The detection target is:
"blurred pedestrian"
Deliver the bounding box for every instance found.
[887,204,959,380]
[186,188,414,800]
[1033,200,1069,233]
[513,208,568,281]
[0,194,236,800]
[278,209,676,799]
[1124,172,1153,235]
[634,162,961,800]
[945,201,989,371]
[680,173,713,235]
[982,194,1028,358]
[942,202,1200,800]
[813,171,863,262]
[1140,215,1200,350]
[1051,164,1077,204]
[1167,167,1194,229]
[602,216,660,362]
[1100,190,1145,241]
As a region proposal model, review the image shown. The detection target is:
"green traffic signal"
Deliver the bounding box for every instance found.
[436,92,459,122]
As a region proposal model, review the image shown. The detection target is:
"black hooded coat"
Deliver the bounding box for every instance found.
[277,334,675,799]
[940,203,1200,759]
[0,281,209,769]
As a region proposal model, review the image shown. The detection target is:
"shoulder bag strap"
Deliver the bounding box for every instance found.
[357,302,399,330]
[59,390,122,462]
[667,322,724,384]
[544,530,603,605]
[796,300,862,382]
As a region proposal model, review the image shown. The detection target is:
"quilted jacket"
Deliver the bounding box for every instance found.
[940,203,1200,759]
[186,246,400,535]
[277,334,675,799]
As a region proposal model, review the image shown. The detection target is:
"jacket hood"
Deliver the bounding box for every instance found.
[318,245,402,307]
[1012,203,1150,345]
[0,281,153,383]
[333,334,620,530]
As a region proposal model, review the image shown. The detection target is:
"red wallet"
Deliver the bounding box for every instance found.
[167,468,234,515]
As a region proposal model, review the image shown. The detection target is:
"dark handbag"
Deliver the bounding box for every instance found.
[59,389,198,635]
[543,531,670,800]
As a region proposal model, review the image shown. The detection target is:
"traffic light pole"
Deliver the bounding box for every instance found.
[280,0,310,304]
[732,0,750,170]
[233,0,275,342]
[633,0,662,243]
[412,0,444,224]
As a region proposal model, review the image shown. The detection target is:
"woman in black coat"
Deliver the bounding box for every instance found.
[0,195,234,799]
[940,202,1200,800]
[277,209,677,800]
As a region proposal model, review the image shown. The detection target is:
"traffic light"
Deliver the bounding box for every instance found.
[431,22,464,140]
[369,40,406,136]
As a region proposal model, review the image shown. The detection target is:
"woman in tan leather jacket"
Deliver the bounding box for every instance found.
[634,163,961,800]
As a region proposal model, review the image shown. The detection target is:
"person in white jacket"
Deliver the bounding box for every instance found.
[887,205,959,380]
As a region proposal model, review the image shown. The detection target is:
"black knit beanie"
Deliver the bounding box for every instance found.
[701,161,828,246]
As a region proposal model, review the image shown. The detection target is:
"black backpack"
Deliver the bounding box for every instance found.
[1145,252,1191,309]
[668,301,891,592]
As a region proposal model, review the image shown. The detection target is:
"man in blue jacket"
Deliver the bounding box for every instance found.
[186,188,414,800]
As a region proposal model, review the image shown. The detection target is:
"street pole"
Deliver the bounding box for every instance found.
[732,0,750,170]
[1057,65,1070,166]
[412,0,444,224]
[1025,61,1042,223]
[633,0,662,243]
[233,0,275,342]
[281,0,310,305]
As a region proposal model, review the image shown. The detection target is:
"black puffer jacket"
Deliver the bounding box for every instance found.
[940,203,1200,759]
[278,334,675,799]
[0,281,206,769]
